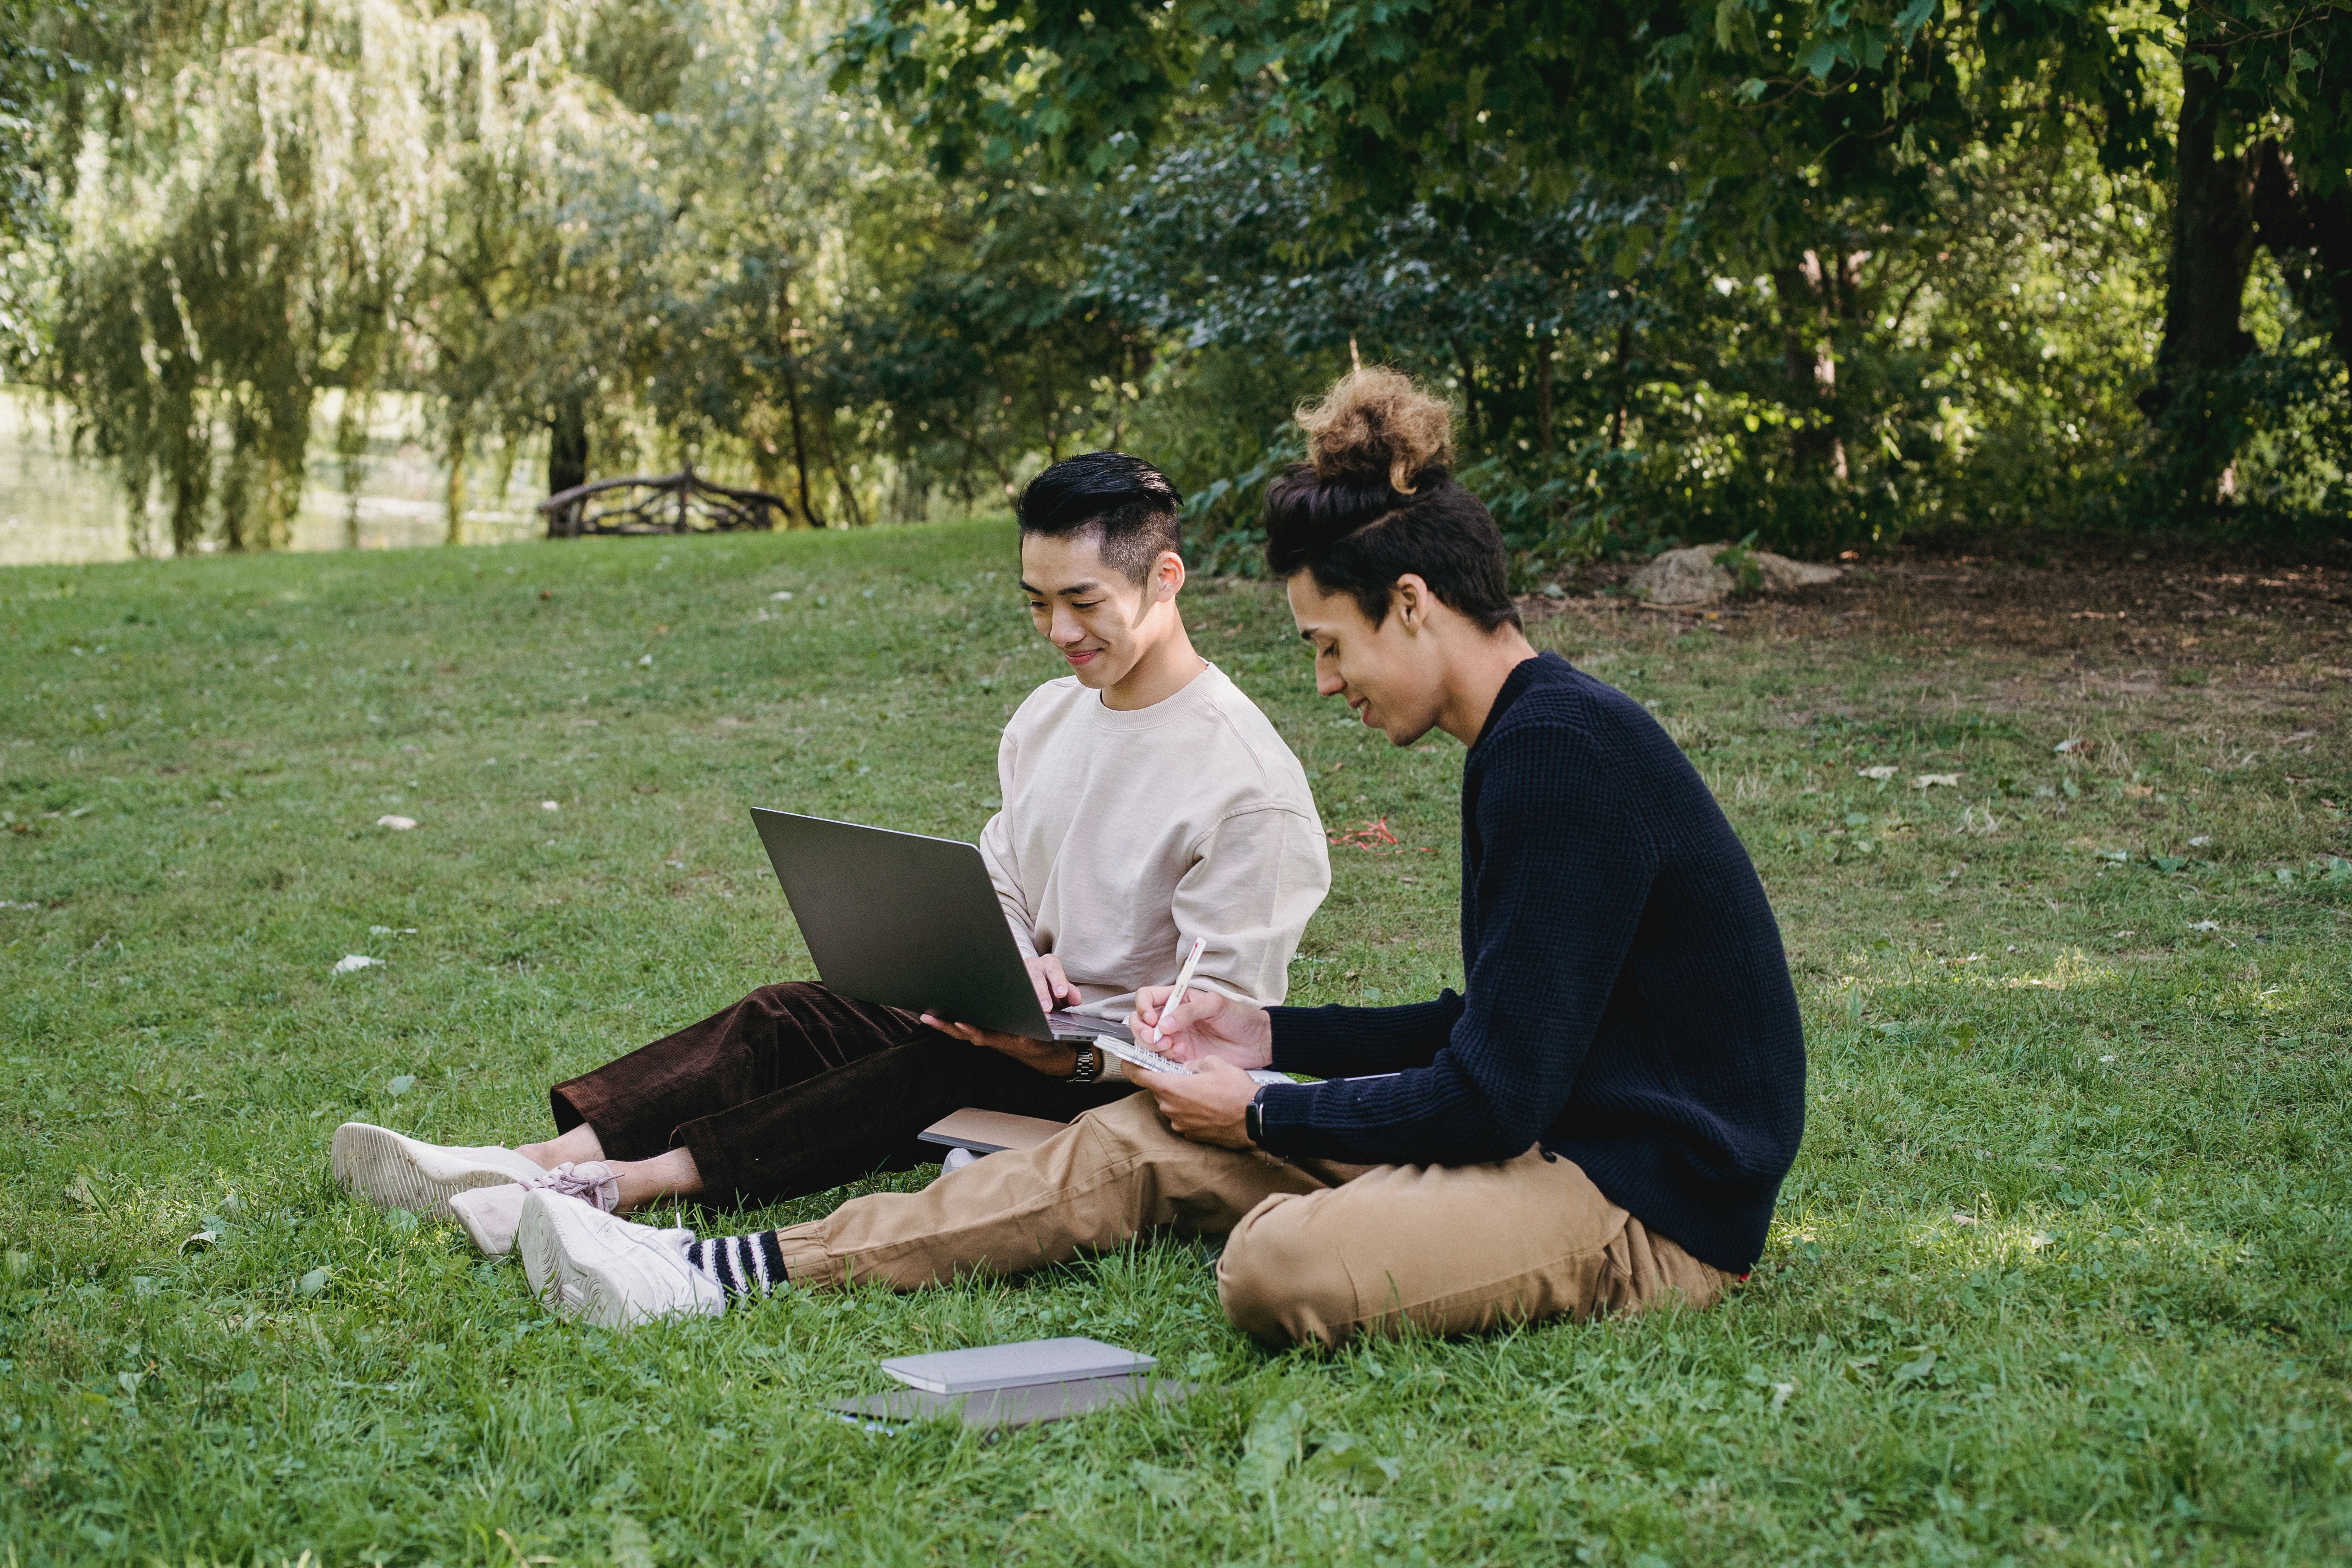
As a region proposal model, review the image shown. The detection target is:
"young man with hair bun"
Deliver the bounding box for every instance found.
[330,452,1331,1270]
[515,372,1804,1343]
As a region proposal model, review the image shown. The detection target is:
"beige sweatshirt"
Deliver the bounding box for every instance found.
[979,663,1330,1024]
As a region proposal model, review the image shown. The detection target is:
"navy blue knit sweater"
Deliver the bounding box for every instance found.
[1256,652,1806,1273]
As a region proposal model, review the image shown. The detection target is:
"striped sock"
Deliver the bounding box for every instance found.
[687,1231,789,1299]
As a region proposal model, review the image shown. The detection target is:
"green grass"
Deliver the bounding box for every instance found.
[2,520,2348,1565]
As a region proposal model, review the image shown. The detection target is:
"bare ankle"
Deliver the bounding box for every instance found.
[516,1124,605,1171]
[613,1147,703,1213]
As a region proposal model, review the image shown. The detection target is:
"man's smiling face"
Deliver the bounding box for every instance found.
[1287,570,1447,746]
[1020,528,1158,691]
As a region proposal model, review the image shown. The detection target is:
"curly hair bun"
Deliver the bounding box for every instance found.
[1295,367,1455,495]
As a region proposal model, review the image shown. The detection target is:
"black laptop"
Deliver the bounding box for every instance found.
[751,808,1133,1044]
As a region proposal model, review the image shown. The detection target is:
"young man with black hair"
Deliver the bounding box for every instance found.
[515,370,1802,1342]
[331,452,1330,1264]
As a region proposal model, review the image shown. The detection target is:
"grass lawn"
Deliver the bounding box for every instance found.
[2,520,2348,1566]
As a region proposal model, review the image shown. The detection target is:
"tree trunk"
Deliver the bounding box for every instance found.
[1771,258,1847,481]
[2139,53,2260,500]
[444,421,468,546]
[336,386,372,550]
[777,279,822,527]
[167,404,211,555]
[2253,142,2352,372]
[1040,357,1063,464]
[811,408,867,529]
[548,395,589,496]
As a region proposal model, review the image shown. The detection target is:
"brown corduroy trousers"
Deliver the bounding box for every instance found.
[771,1091,1730,1347]
[549,982,1132,1207]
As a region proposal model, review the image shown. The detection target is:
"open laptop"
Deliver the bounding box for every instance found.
[751,808,1133,1044]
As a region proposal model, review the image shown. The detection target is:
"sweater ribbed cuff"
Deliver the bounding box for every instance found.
[1247,1081,1322,1157]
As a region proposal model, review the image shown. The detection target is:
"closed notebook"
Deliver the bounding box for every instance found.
[879,1337,1155,1396]
[831,1374,1193,1432]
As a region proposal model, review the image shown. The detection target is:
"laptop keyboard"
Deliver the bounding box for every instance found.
[1048,1011,1132,1043]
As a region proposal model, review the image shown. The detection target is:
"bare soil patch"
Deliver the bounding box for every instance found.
[1539,552,2351,713]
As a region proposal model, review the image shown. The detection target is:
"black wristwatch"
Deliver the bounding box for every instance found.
[1065,1042,1099,1084]
[1244,1087,1270,1148]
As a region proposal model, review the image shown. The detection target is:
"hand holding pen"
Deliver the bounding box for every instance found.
[1128,936,1275,1072]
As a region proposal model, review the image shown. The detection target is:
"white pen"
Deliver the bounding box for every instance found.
[1150,935,1208,1045]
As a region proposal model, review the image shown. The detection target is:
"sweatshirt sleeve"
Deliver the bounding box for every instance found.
[977,726,1039,959]
[1253,724,1657,1167]
[1171,806,1332,1007]
[1267,993,1463,1079]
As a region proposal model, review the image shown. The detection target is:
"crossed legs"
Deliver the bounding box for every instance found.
[763,1092,1729,1346]
[517,1125,703,1212]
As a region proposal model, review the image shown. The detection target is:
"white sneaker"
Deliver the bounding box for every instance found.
[516,1189,724,1328]
[332,1123,548,1215]
[447,1162,621,1256]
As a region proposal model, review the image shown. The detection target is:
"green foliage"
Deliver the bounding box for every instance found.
[0,0,87,371]
[1,527,2348,1560]
[28,0,1154,551]
[840,0,2352,556]
[42,0,660,550]
[1713,532,1767,594]
[9,1,2352,562]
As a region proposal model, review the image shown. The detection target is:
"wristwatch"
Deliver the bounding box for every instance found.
[1244,1087,1270,1148]
[1065,1042,1099,1084]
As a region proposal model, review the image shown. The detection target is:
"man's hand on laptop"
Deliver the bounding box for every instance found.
[1025,954,1082,1014]
[1133,1055,1259,1149]
[1128,986,1273,1071]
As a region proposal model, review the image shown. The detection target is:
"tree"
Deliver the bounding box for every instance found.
[46,0,437,549]
[832,3,2118,510]
[2135,4,2352,500]
[840,0,2347,528]
[45,0,679,548]
[0,0,88,373]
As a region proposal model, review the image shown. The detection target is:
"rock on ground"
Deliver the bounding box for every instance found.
[1628,544,1842,606]
[1755,553,1843,591]
[1628,547,1734,605]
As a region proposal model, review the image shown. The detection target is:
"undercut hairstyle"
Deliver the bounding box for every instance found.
[1261,368,1520,632]
[1016,451,1185,585]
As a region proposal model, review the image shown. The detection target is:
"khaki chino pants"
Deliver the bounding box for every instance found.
[772,1092,1728,1346]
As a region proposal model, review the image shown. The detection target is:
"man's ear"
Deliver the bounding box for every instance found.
[1394,573,1433,631]
[1154,549,1186,603]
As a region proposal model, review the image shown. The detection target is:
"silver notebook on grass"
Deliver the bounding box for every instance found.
[829,1374,1193,1432]
[879,1336,1155,1396]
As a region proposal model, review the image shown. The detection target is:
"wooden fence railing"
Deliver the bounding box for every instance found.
[539,466,807,538]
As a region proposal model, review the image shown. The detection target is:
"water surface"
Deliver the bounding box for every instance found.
[0,388,541,566]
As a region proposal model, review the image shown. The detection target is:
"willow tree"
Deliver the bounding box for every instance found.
[47,0,659,550]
